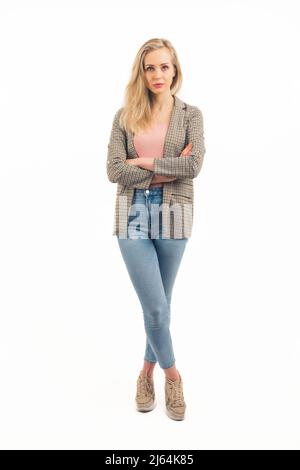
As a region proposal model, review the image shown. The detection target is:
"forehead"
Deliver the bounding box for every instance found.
[144,48,171,65]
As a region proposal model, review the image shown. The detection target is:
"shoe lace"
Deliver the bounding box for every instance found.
[137,375,152,397]
[170,381,185,407]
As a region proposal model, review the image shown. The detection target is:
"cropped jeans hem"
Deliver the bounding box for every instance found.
[144,358,157,364]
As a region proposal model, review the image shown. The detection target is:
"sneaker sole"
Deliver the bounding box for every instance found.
[165,407,185,421]
[136,400,156,412]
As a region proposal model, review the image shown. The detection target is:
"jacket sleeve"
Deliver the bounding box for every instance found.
[106,109,155,189]
[153,107,206,178]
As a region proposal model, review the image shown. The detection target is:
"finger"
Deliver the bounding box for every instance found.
[183,144,192,153]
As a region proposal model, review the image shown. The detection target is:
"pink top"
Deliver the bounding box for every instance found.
[133,122,169,187]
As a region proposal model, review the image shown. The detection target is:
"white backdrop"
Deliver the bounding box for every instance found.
[0,0,299,450]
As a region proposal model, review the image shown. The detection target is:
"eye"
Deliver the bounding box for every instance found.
[145,65,169,72]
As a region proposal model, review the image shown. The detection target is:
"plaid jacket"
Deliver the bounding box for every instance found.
[106,95,206,239]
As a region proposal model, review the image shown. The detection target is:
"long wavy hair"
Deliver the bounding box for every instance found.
[119,38,183,135]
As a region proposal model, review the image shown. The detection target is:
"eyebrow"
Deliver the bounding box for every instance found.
[145,63,170,66]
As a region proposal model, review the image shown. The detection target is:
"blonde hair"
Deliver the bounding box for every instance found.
[119,38,183,135]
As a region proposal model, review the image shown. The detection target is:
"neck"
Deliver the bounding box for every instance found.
[151,93,174,112]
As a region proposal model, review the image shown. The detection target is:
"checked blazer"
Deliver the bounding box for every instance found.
[106,95,206,239]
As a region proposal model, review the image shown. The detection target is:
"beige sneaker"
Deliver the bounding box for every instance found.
[165,373,186,420]
[135,372,156,412]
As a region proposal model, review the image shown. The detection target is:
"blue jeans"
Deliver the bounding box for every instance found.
[117,187,188,369]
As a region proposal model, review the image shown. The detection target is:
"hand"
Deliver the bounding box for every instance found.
[125,157,154,167]
[181,143,192,157]
[125,158,138,165]
[132,157,155,171]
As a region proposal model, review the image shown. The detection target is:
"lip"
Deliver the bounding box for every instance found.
[153,83,164,88]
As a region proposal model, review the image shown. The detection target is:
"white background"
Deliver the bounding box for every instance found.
[0,0,299,450]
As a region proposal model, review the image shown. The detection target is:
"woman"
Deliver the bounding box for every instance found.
[106,38,205,420]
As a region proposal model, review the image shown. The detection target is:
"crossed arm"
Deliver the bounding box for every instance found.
[125,146,193,184]
[106,107,205,189]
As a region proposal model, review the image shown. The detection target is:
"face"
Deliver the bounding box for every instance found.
[143,47,176,95]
